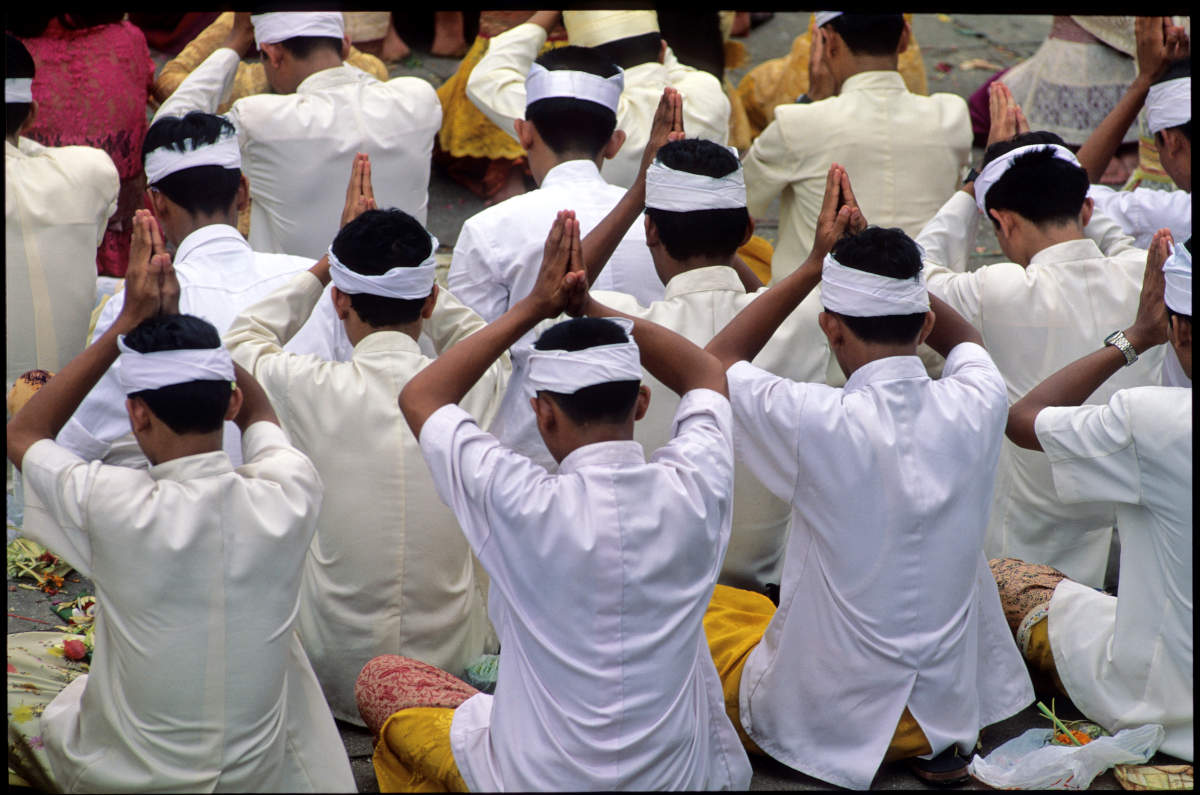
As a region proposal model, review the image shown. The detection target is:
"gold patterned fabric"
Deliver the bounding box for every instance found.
[374,708,467,792]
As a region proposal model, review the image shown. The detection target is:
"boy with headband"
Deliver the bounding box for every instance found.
[223,208,506,727]
[701,165,1032,788]
[357,211,752,790]
[6,212,352,792]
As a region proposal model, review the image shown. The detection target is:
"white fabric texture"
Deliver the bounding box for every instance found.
[726,344,1033,790]
[251,12,345,45]
[1037,386,1192,761]
[327,236,438,299]
[1086,184,1191,249]
[591,265,830,591]
[143,133,241,184]
[419,390,752,791]
[744,70,971,283]
[1146,77,1191,133]
[116,338,234,393]
[20,423,354,792]
[918,190,1166,586]
[820,253,929,316]
[644,158,747,211]
[975,143,1081,214]
[814,12,844,27]
[223,272,505,724]
[1163,241,1191,315]
[525,62,624,112]
[6,138,118,389]
[526,317,641,393]
[466,22,730,189]
[5,77,33,103]
[155,48,442,258]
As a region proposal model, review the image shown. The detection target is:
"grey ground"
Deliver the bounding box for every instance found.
[7,12,1183,792]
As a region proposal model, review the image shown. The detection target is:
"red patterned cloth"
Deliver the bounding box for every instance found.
[19,19,157,277]
[355,655,479,737]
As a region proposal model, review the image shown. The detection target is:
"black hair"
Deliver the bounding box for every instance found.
[123,314,233,435]
[142,112,242,216]
[825,226,928,344]
[532,317,641,425]
[276,35,343,60]
[980,131,1088,227]
[526,46,620,159]
[826,14,906,57]
[1153,60,1192,143]
[590,31,662,70]
[6,34,35,139]
[644,139,750,261]
[331,208,434,327]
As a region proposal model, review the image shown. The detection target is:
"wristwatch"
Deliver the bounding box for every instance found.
[963,167,980,185]
[1104,330,1138,366]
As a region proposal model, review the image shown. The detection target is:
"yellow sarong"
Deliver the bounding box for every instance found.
[374,706,467,793]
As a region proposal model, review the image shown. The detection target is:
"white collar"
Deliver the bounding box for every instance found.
[174,224,251,263]
[664,265,744,299]
[1027,237,1103,269]
[842,355,927,394]
[148,449,234,482]
[539,159,606,188]
[296,63,367,93]
[557,439,645,474]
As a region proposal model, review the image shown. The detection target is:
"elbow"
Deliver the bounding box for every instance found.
[1004,405,1043,452]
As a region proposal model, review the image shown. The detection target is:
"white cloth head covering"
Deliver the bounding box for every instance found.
[526,317,642,394]
[116,337,235,394]
[821,253,929,317]
[526,62,624,113]
[974,143,1081,213]
[327,235,439,300]
[1146,77,1191,134]
[251,12,345,46]
[561,10,659,48]
[5,78,33,103]
[143,127,242,185]
[645,154,746,212]
[1163,242,1192,315]
[814,12,844,28]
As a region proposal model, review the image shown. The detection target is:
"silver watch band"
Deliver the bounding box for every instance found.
[1105,330,1137,366]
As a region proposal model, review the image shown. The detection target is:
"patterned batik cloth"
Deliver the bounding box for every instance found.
[989,557,1068,692]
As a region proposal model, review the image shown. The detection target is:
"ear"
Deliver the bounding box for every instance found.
[1079,196,1094,228]
[514,118,536,151]
[149,188,170,221]
[420,284,439,320]
[18,99,38,137]
[261,42,285,69]
[822,27,840,58]
[331,285,353,320]
[1169,314,1192,348]
[633,384,651,421]
[1161,128,1185,157]
[224,382,244,422]
[658,38,667,64]
[341,35,351,60]
[817,310,843,347]
[644,214,661,248]
[897,20,912,54]
[741,217,756,247]
[603,129,627,161]
[531,394,557,436]
[126,397,153,435]
[236,174,250,212]
[916,309,936,346]
[989,208,1018,240]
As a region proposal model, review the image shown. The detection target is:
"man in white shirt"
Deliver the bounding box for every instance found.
[996,231,1192,762]
[6,217,353,792]
[703,167,1033,789]
[466,9,730,190]
[6,34,119,389]
[357,211,751,791]
[224,208,505,726]
[919,131,1165,587]
[154,11,442,258]
[742,13,971,283]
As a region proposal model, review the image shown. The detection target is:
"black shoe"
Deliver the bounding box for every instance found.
[906,746,970,787]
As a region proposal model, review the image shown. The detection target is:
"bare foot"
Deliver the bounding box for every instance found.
[731,11,751,37]
[380,22,411,63]
[431,11,468,57]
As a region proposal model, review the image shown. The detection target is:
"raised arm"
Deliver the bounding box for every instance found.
[464,19,548,144]
[922,293,984,357]
[153,13,251,122]
[1007,229,1173,450]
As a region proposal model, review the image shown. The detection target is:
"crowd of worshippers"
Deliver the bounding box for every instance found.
[5,10,1192,793]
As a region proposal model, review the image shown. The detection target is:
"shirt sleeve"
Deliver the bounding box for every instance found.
[742,116,802,218]
[725,360,808,502]
[465,22,546,145]
[236,420,324,520]
[915,190,978,275]
[153,46,240,123]
[1082,191,1140,258]
[666,52,731,144]
[430,288,513,432]
[940,341,1009,416]
[447,220,511,323]
[19,440,101,577]
[1034,391,1142,506]
[650,387,735,504]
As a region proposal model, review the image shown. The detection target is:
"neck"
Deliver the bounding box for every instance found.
[146,430,224,466]
[835,340,919,379]
[834,56,898,90]
[345,318,422,348]
[169,210,239,249]
[290,51,343,88]
[1017,222,1085,267]
[554,422,634,462]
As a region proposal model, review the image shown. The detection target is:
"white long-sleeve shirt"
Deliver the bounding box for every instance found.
[1087,184,1191,249]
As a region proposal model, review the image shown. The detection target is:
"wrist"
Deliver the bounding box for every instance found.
[1122,325,1158,355]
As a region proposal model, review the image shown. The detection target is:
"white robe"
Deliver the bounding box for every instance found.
[1087,184,1191,250]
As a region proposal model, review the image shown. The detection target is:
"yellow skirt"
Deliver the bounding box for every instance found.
[374,706,467,793]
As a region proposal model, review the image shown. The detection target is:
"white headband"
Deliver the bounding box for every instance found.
[526,62,624,114]
[974,143,1081,214]
[1163,242,1191,316]
[645,156,747,212]
[814,12,843,27]
[144,131,241,185]
[251,12,345,45]
[526,317,642,394]
[116,337,234,394]
[5,78,33,103]
[328,236,439,300]
[1146,77,1191,134]
[821,253,929,317]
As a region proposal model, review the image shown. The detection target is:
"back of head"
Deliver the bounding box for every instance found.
[645,138,750,261]
[532,317,641,425]
[826,226,927,344]
[980,131,1088,226]
[527,46,621,159]
[123,314,232,434]
[250,10,344,60]
[826,13,906,56]
[562,9,661,68]
[6,33,35,139]
[331,208,434,327]
[143,111,242,216]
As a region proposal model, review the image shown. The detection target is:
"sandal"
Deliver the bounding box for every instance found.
[906,745,970,786]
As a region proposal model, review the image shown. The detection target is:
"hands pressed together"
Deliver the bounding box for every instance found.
[810,163,867,263]
[115,209,180,334]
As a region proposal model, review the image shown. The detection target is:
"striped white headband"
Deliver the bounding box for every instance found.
[814,12,843,27]
[645,155,747,212]
[144,131,242,185]
[821,253,929,317]
[975,143,1081,214]
[1146,77,1190,134]
[1163,242,1191,316]
[527,317,642,394]
[328,235,439,300]
[116,337,234,394]
[5,78,33,103]
[526,62,624,114]
[251,12,345,45]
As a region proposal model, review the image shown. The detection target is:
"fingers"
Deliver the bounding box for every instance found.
[362,155,375,204]
[1147,227,1174,271]
[1015,104,1030,135]
[568,212,585,276]
[819,163,843,221]
[839,168,859,211]
[672,88,683,135]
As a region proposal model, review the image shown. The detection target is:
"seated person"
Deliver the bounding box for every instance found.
[155,11,442,259]
[223,207,506,726]
[6,214,352,792]
[357,211,752,790]
[702,167,1033,788]
[918,119,1166,587]
[742,13,970,283]
[996,231,1191,763]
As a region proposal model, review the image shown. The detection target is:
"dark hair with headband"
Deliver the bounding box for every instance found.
[123,314,232,434]
[644,139,751,262]
[825,226,927,344]
[143,112,242,216]
[532,317,641,425]
[6,34,35,139]
[826,14,906,57]
[331,208,434,328]
[526,46,621,159]
[980,131,1089,227]
[590,32,662,70]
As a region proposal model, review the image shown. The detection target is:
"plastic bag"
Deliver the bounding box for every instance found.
[968,724,1165,790]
